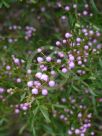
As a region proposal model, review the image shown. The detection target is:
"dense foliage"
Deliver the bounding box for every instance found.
[0,0,102,136]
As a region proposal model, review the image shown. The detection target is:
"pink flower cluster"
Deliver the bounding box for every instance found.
[14,102,31,114]
[52,96,95,136]
[25,26,36,40]
[26,25,101,97]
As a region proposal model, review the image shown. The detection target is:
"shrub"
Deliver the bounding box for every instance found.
[0,0,102,136]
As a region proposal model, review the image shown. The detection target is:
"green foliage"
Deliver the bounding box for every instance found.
[0,0,102,136]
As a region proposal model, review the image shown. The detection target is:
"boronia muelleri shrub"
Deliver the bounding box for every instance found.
[0,0,102,136]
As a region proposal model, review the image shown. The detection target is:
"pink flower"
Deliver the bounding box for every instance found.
[42,89,48,96]
[49,81,55,87]
[32,88,38,95]
[27,81,33,87]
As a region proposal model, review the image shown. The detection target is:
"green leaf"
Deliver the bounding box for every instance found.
[31,0,37,4]
[72,85,80,92]
[53,104,67,109]
[40,106,51,123]
[90,0,101,14]
[3,1,10,8]
[0,2,3,8]
[43,125,55,135]
[19,124,27,135]
[31,116,36,136]
[99,59,102,68]
[31,123,36,136]
[33,107,39,117]
[20,92,26,102]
